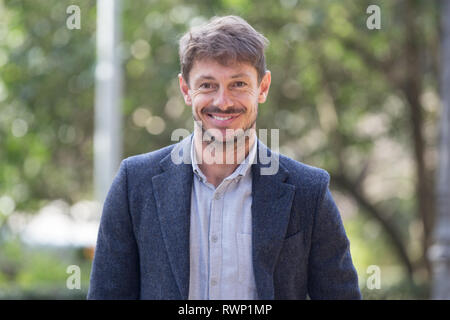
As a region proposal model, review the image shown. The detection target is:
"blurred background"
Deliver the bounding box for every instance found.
[0,0,449,299]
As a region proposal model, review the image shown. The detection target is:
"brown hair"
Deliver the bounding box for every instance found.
[179,15,269,86]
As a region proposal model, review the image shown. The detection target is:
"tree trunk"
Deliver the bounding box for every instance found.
[403,0,435,281]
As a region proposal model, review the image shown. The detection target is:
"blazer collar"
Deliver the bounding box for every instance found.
[152,133,295,299]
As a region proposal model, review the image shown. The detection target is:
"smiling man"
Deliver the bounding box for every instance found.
[88,15,361,300]
[179,57,270,187]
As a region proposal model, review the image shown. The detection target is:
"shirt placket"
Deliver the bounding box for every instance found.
[208,184,227,299]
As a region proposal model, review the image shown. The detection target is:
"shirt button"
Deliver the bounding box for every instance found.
[211,235,218,243]
[214,193,221,200]
[211,279,217,286]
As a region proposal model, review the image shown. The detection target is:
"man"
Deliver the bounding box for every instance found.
[88,15,361,300]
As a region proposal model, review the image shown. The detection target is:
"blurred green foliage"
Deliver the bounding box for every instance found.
[0,237,90,299]
[0,0,440,298]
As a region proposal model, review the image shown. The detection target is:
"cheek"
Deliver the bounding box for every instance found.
[244,96,259,112]
[191,96,210,114]
[237,89,258,105]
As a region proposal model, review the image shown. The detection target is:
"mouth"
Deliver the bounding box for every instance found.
[206,113,242,126]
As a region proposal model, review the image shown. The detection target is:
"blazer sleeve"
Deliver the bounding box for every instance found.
[87,159,140,299]
[307,174,361,300]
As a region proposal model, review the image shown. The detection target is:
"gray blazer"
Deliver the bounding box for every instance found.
[87,134,361,300]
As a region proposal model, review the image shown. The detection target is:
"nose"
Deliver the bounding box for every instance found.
[213,88,233,110]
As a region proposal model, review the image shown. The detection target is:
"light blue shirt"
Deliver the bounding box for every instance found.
[188,134,258,300]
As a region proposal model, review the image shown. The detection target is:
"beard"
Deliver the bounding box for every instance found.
[192,107,257,146]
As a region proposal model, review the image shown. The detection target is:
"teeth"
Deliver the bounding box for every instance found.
[212,115,232,120]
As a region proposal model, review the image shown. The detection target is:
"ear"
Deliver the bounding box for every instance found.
[258,70,271,104]
[178,73,192,106]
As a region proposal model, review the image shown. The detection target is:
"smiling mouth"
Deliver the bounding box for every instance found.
[210,114,233,120]
[207,113,242,121]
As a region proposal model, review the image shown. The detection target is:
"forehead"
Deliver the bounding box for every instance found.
[189,58,258,82]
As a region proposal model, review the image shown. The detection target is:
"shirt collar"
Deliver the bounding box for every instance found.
[190,132,257,182]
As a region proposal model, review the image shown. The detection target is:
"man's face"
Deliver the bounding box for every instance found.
[179,58,271,143]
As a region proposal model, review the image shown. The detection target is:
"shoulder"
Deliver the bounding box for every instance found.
[120,143,176,182]
[278,153,330,192]
[124,144,174,169]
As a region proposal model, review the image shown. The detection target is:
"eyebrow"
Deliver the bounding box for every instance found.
[194,73,251,83]
[195,75,216,82]
[231,73,251,79]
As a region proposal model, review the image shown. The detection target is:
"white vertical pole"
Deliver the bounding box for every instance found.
[430,0,450,300]
[94,0,122,204]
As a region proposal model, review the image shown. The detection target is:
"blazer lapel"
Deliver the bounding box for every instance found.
[152,134,193,299]
[251,140,296,299]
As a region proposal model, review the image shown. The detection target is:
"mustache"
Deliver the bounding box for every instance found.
[201,106,245,114]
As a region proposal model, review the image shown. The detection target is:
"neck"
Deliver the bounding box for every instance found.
[193,128,256,188]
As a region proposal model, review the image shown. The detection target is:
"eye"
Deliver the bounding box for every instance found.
[233,81,247,88]
[199,83,215,90]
